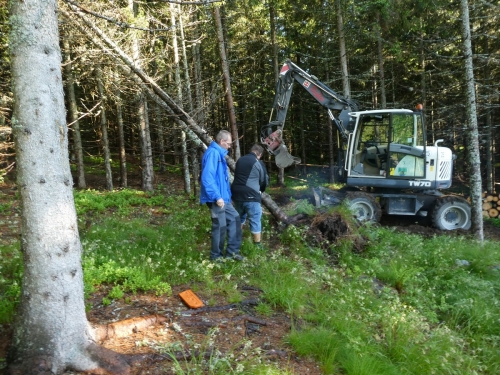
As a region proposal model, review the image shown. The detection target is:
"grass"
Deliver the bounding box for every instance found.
[1,181,500,374]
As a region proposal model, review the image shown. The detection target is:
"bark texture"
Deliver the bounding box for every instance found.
[460,0,484,241]
[213,6,241,160]
[7,1,129,373]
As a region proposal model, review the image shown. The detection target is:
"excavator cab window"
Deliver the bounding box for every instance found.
[391,113,424,146]
[350,112,425,179]
[388,113,425,178]
[351,114,391,175]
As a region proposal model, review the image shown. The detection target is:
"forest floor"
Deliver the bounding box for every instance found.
[1,169,500,375]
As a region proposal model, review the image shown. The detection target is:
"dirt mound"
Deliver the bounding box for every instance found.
[311,212,352,241]
[307,212,367,256]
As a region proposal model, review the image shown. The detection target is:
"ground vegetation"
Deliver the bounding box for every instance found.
[1,165,500,374]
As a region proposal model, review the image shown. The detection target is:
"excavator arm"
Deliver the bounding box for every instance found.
[261,59,358,168]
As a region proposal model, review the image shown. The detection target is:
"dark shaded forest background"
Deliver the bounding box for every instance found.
[0,0,499,191]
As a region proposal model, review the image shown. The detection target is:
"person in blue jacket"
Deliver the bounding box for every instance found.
[200,130,243,261]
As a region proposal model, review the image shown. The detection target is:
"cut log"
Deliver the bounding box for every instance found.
[483,210,490,217]
[488,208,499,218]
[485,194,495,202]
[482,201,492,210]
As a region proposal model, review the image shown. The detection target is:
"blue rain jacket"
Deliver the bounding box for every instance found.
[200,141,231,204]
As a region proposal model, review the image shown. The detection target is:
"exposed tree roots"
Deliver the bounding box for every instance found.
[308,212,367,255]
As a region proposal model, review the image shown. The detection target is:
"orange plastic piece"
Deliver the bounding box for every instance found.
[178,289,204,309]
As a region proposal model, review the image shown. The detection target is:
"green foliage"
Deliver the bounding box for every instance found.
[2,187,500,374]
[486,217,500,229]
[0,202,11,213]
[74,188,167,216]
[156,327,296,375]
[287,328,341,374]
[254,302,273,317]
[0,243,22,324]
[107,285,124,300]
[83,258,172,296]
[283,198,315,216]
[279,224,305,247]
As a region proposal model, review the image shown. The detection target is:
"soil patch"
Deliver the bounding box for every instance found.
[74,284,322,375]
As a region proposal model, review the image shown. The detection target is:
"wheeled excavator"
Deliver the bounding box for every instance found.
[261,59,471,230]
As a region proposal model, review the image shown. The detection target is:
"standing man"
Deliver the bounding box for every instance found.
[200,130,243,261]
[232,144,269,247]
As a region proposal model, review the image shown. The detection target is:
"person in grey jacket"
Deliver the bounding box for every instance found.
[231,144,269,247]
[200,130,243,261]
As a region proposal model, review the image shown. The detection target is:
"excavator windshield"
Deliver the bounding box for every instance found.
[349,111,425,179]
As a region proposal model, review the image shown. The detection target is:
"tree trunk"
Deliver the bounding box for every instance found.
[328,116,335,183]
[178,6,199,193]
[460,0,483,241]
[96,69,113,191]
[131,0,154,192]
[62,37,86,189]
[179,4,194,114]
[191,11,205,128]
[191,147,200,198]
[171,3,191,194]
[300,104,306,176]
[138,95,154,191]
[376,11,386,108]
[419,20,427,112]
[7,1,129,373]
[115,74,128,188]
[485,107,493,193]
[213,6,241,160]
[269,1,285,186]
[154,103,166,173]
[337,0,350,98]
[481,29,493,194]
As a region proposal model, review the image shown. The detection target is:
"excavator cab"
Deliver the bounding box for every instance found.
[347,110,426,184]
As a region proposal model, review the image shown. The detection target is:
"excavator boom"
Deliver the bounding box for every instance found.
[261,59,358,168]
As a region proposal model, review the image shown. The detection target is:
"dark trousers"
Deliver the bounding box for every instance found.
[207,202,242,260]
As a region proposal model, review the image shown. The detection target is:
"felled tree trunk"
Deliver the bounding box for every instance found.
[66,5,291,224]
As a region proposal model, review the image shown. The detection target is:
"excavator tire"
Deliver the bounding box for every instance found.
[431,196,471,230]
[345,192,382,223]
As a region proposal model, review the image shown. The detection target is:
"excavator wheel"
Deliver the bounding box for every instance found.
[345,192,382,223]
[431,196,471,230]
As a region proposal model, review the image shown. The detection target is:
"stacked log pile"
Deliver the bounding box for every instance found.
[482,192,500,218]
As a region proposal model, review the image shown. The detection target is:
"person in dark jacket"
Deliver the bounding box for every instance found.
[200,130,243,261]
[231,144,269,247]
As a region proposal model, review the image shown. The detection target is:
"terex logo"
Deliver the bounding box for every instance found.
[409,181,431,187]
